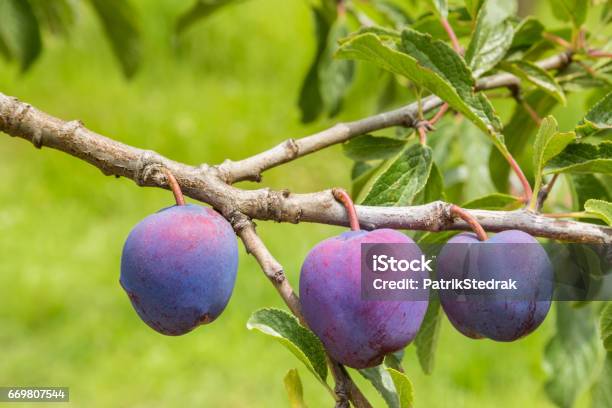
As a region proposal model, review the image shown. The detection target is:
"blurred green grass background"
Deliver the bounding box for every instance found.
[0,0,600,406]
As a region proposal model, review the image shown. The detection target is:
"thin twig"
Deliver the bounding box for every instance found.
[217,52,573,183]
[543,32,572,49]
[429,103,449,125]
[536,173,560,211]
[587,49,612,59]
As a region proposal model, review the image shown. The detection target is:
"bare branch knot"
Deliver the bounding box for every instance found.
[60,120,83,138]
[135,150,163,186]
[10,101,31,132]
[227,211,253,234]
[415,120,434,132]
[283,138,299,159]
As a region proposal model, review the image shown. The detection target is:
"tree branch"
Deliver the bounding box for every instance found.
[217,52,572,183]
[1,88,609,245]
[232,191,611,244]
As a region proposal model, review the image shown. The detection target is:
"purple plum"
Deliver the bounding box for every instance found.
[300,229,429,369]
[120,204,238,335]
[438,230,553,342]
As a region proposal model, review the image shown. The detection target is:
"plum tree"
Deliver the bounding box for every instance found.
[438,230,553,342]
[2,0,611,404]
[120,203,238,335]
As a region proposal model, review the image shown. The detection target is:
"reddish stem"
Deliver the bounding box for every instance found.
[332,188,361,231]
[505,153,533,203]
[429,103,449,126]
[521,100,542,126]
[577,60,597,77]
[543,33,572,49]
[588,50,612,59]
[441,18,462,54]
[417,126,427,145]
[162,168,186,206]
[450,205,488,241]
[337,0,346,17]
[416,104,449,145]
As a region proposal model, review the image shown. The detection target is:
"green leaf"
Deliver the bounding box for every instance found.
[501,61,566,104]
[319,16,355,117]
[0,0,42,71]
[387,368,414,408]
[175,0,243,35]
[531,116,576,201]
[585,199,612,225]
[343,135,406,161]
[427,0,448,18]
[570,174,611,210]
[337,29,504,148]
[247,308,328,383]
[360,144,433,206]
[372,1,413,28]
[602,303,612,351]
[549,0,588,28]
[465,0,516,78]
[413,162,445,204]
[592,353,612,408]
[544,141,612,175]
[29,0,75,36]
[351,161,384,199]
[298,6,331,123]
[488,91,557,192]
[384,351,405,372]
[508,16,544,54]
[359,365,400,408]
[456,119,496,198]
[465,0,485,18]
[602,1,612,25]
[414,298,442,375]
[418,230,460,244]
[88,0,141,78]
[544,303,605,408]
[576,91,612,138]
[461,193,523,210]
[411,11,472,41]
[533,117,575,175]
[284,369,307,408]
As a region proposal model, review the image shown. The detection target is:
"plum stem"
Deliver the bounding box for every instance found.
[450,205,488,241]
[587,49,612,59]
[543,33,573,49]
[161,168,186,206]
[503,151,533,203]
[332,188,361,231]
[441,18,462,54]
